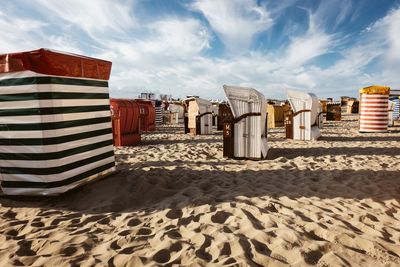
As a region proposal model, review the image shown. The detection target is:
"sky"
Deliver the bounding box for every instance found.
[1,0,400,100]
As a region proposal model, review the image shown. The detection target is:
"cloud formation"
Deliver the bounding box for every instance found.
[1,0,399,100]
[34,0,135,39]
[191,0,273,52]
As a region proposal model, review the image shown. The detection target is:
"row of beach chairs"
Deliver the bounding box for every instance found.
[0,49,398,196]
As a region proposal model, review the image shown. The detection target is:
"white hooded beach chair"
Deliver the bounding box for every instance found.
[389,90,400,122]
[223,85,268,159]
[392,97,400,121]
[211,104,219,129]
[168,103,184,124]
[388,99,396,126]
[187,98,213,135]
[287,89,323,140]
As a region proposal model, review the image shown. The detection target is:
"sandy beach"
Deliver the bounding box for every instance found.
[1,114,399,266]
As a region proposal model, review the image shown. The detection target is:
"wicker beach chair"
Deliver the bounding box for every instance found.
[286,90,323,140]
[222,85,268,159]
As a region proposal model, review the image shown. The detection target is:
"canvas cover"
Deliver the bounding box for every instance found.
[359,93,388,132]
[223,85,268,159]
[168,103,184,124]
[155,100,163,125]
[389,91,400,120]
[287,89,322,140]
[0,49,115,195]
[390,97,399,120]
[187,98,213,134]
[287,90,320,125]
[360,86,390,95]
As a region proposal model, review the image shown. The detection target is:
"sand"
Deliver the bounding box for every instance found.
[1,114,400,266]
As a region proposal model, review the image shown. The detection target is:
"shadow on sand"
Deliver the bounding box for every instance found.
[319,135,400,142]
[1,165,399,214]
[267,146,400,159]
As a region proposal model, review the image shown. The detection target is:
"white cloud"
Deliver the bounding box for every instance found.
[0,12,81,54]
[100,6,400,100]
[48,35,82,54]
[91,17,211,98]
[284,30,333,67]
[1,1,399,100]
[191,0,273,52]
[0,12,46,52]
[362,8,400,89]
[34,0,135,39]
[142,18,210,56]
[372,8,400,65]
[313,0,353,28]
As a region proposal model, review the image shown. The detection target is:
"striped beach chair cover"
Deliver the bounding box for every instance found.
[390,97,399,120]
[155,100,163,125]
[359,86,390,133]
[0,49,115,195]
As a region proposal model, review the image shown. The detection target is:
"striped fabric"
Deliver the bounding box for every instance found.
[0,71,115,195]
[390,97,399,120]
[359,94,388,133]
[155,100,163,125]
[287,90,322,140]
[223,85,268,159]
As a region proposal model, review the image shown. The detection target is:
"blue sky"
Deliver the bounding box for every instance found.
[1,0,400,100]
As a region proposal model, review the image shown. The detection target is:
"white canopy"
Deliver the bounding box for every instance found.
[223,85,268,158]
[287,89,320,125]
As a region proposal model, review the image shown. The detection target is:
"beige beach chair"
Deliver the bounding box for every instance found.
[187,98,213,135]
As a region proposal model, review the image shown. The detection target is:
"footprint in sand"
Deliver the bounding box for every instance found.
[165,209,183,219]
[61,246,78,257]
[166,229,182,239]
[137,228,152,236]
[15,240,36,257]
[118,230,131,236]
[211,211,232,224]
[220,242,231,256]
[302,250,324,265]
[153,249,170,264]
[195,235,213,262]
[250,239,272,256]
[126,217,142,227]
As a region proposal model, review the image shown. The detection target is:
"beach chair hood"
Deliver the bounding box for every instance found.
[287,89,320,125]
[223,85,268,158]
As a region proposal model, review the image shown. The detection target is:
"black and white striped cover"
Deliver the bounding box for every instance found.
[155,100,163,125]
[0,71,115,195]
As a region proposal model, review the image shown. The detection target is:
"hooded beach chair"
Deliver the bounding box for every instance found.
[286,89,323,140]
[389,90,400,122]
[359,86,390,133]
[0,49,115,195]
[222,85,268,159]
[388,99,397,127]
[187,97,213,135]
[168,103,184,124]
[392,97,400,121]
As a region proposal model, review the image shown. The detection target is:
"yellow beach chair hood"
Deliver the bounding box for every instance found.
[360,85,390,95]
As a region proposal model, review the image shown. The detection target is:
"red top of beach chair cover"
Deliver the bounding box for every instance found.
[0,48,112,80]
